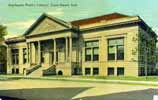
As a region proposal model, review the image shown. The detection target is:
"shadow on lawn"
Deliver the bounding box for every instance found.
[0,87,91,100]
[73,88,157,100]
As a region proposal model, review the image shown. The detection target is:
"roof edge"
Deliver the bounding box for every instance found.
[24,13,72,36]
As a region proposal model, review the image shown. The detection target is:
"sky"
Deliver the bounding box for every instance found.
[0,0,158,38]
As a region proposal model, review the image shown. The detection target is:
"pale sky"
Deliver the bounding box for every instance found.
[0,0,158,38]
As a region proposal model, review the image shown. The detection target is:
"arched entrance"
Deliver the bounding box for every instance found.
[58,70,63,75]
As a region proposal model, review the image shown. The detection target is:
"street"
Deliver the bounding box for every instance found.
[0,79,157,100]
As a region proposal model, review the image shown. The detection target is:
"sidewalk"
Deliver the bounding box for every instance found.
[1,75,158,86]
[40,77,158,85]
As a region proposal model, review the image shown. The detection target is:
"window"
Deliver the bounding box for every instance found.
[108,38,124,60]
[56,52,58,63]
[28,48,29,62]
[85,68,91,75]
[108,67,114,75]
[108,46,115,60]
[85,48,91,61]
[72,38,77,48]
[52,52,54,63]
[85,41,99,48]
[16,68,19,74]
[117,67,124,76]
[12,68,15,74]
[11,49,19,65]
[41,52,44,63]
[93,47,99,61]
[23,48,27,64]
[12,68,19,74]
[117,46,124,60]
[93,68,99,75]
[85,40,99,61]
[41,44,45,63]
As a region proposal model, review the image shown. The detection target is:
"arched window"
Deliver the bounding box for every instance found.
[58,70,63,75]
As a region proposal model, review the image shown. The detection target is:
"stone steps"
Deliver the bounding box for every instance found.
[28,67,43,77]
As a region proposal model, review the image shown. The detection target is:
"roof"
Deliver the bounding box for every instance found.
[71,13,129,26]
[24,13,72,36]
[43,13,72,28]
[5,36,25,44]
[5,12,157,44]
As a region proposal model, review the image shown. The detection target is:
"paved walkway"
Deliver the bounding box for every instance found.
[27,76,158,85]
[1,75,158,85]
[0,79,157,100]
[54,77,158,85]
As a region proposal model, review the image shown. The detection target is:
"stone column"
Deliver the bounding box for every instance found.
[29,42,32,66]
[38,41,41,64]
[27,43,29,64]
[53,39,56,64]
[65,37,68,62]
[69,37,72,62]
[6,47,11,74]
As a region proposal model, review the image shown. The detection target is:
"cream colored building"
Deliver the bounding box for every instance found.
[5,13,157,76]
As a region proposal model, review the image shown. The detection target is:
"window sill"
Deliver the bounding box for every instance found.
[85,61,99,62]
[12,64,19,65]
[85,74,91,76]
[117,75,124,76]
[108,75,115,76]
[93,74,99,76]
[93,60,99,62]
[108,60,124,62]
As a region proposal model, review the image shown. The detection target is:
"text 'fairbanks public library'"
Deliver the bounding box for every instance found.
[4,13,157,76]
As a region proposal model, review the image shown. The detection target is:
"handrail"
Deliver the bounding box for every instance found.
[43,65,56,76]
[26,64,41,75]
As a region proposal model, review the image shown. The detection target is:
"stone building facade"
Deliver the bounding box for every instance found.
[5,13,157,76]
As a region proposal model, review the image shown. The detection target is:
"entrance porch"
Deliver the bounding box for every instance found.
[27,37,76,76]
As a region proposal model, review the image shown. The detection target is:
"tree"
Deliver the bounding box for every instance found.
[0,25,7,63]
[0,25,7,43]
